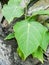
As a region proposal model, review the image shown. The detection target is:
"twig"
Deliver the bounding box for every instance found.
[28,5,49,15]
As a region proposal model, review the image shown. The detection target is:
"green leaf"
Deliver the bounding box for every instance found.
[13,20,47,59]
[32,10,49,16]
[4,33,15,40]
[2,0,24,23]
[32,47,44,63]
[17,47,25,60]
[8,0,21,5]
[40,32,49,51]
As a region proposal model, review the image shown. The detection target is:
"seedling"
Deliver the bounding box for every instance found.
[2,0,49,63]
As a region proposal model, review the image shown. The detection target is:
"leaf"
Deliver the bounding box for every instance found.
[40,32,49,51]
[4,33,15,40]
[8,0,21,5]
[32,47,44,63]
[13,20,47,59]
[32,10,49,16]
[17,47,25,60]
[2,0,24,23]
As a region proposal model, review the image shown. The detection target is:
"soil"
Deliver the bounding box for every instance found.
[0,0,49,65]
